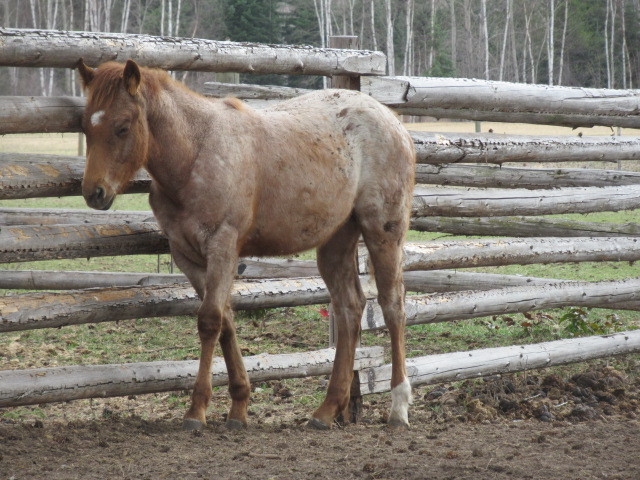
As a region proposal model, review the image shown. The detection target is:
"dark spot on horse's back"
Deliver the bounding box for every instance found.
[383,221,398,233]
[338,108,349,118]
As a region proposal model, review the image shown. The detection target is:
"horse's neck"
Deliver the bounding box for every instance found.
[144,83,207,195]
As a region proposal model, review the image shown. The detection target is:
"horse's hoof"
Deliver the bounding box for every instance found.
[387,417,410,430]
[182,418,205,432]
[225,419,246,431]
[307,418,330,430]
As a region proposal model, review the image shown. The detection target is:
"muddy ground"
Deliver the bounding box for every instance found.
[2,363,639,480]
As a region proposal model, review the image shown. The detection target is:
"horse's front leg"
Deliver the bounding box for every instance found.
[183,226,249,431]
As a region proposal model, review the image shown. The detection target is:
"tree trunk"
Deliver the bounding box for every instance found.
[450,1,457,74]
[548,0,555,85]
[385,0,394,75]
[481,0,489,79]
[499,0,511,81]
[369,0,377,51]
[402,0,414,76]
[557,0,569,85]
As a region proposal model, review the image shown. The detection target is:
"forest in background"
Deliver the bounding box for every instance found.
[1,0,640,95]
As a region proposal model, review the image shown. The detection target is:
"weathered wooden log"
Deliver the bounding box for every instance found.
[0,267,548,292]
[0,28,385,76]
[413,184,640,217]
[0,270,187,290]
[0,261,319,290]
[0,223,169,263]
[0,153,150,199]
[0,96,84,134]
[0,207,155,226]
[412,131,640,165]
[415,163,640,189]
[0,346,384,408]
[203,81,314,100]
[363,76,640,128]
[0,277,332,332]
[411,216,640,237]
[6,268,640,311]
[402,270,640,311]
[402,270,556,292]
[361,278,640,331]
[359,331,640,394]
[393,237,640,271]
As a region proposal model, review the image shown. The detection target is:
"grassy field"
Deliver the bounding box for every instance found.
[1,125,639,422]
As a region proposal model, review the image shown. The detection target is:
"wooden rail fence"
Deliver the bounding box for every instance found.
[0,28,639,411]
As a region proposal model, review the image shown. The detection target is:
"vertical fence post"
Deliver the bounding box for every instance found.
[328,35,363,424]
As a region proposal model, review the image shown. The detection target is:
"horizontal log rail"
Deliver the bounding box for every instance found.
[4,274,640,334]
[0,153,150,199]
[3,210,640,267]
[411,216,640,237]
[0,96,84,134]
[413,184,640,217]
[0,269,187,290]
[394,237,640,271]
[362,76,640,128]
[415,164,640,189]
[0,207,155,226]
[7,268,640,313]
[0,28,385,76]
[359,331,640,394]
[0,223,169,263]
[203,81,314,100]
[411,131,640,165]
[0,346,384,408]
[361,278,640,331]
[0,277,332,332]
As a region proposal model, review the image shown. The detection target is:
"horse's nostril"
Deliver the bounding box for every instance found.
[95,187,105,200]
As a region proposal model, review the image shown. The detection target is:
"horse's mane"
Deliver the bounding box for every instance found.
[88,62,167,107]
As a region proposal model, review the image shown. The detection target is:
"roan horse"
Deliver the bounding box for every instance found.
[77,59,416,431]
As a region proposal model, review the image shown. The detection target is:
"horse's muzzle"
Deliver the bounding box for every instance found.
[84,185,115,210]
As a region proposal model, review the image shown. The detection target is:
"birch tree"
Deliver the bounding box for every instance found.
[557,0,568,85]
[481,0,489,79]
[403,0,414,76]
[385,0,394,75]
[499,0,511,81]
[547,0,555,85]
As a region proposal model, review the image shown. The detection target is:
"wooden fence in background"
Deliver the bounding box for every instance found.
[1,28,640,410]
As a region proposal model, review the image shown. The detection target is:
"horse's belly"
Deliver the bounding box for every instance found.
[240,191,355,256]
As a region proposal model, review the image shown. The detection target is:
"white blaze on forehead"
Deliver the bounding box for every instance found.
[90,110,105,127]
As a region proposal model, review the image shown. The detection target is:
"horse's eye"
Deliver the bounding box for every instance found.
[116,126,129,137]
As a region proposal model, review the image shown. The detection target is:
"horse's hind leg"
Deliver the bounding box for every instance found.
[309,216,366,429]
[359,211,412,428]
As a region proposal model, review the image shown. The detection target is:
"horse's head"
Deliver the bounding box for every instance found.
[77,59,149,210]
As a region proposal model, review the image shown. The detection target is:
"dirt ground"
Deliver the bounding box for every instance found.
[2,364,639,480]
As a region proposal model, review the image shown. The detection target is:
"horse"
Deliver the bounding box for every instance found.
[77,59,416,431]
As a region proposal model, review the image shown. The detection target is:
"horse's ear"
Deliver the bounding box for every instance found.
[123,59,141,96]
[76,58,95,88]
